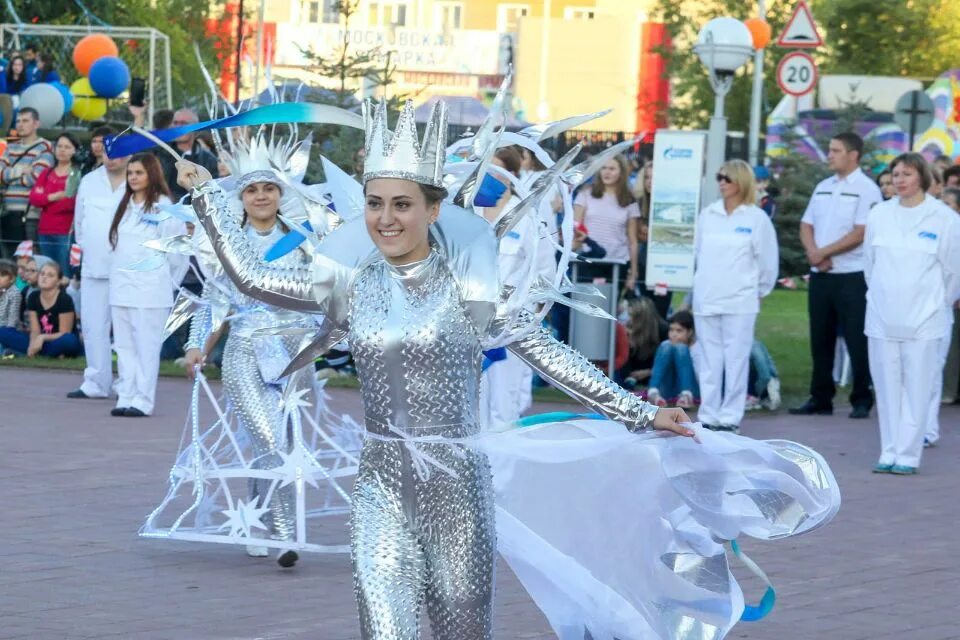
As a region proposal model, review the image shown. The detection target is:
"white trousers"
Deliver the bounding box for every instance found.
[925,333,952,443]
[480,350,533,431]
[869,336,942,468]
[694,312,757,427]
[111,306,169,415]
[79,277,113,398]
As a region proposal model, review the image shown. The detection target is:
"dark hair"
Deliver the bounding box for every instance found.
[943,187,960,206]
[5,55,26,93]
[0,258,16,279]
[518,146,547,172]
[875,169,891,185]
[831,132,864,160]
[889,152,933,192]
[152,109,175,130]
[943,165,960,185]
[37,52,55,78]
[91,125,117,139]
[54,132,81,162]
[590,154,636,208]
[494,146,523,178]
[24,44,38,54]
[17,106,39,122]
[668,310,695,332]
[109,153,171,248]
[626,296,661,362]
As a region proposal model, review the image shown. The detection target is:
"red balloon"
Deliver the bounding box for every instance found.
[72,34,119,76]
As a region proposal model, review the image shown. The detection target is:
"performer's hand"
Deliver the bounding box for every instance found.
[651,407,695,437]
[184,348,205,379]
[176,160,212,190]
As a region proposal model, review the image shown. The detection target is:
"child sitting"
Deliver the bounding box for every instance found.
[0,259,20,329]
[646,310,699,409]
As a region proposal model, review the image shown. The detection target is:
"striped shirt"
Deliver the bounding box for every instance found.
[0,137,54,214]
[574,190,641,263]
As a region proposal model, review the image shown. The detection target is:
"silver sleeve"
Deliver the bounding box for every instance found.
[184,284,214,352]
[191,182,325,313]
[506,322,659,432]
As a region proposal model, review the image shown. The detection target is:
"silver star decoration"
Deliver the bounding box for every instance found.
[276,448,320,489]
[218,498,270,538]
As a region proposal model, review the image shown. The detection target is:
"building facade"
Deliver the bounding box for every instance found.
[233,0,666,133]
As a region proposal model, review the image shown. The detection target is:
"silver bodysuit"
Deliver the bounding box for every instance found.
[186,224,306,543]
[191,183,659,639]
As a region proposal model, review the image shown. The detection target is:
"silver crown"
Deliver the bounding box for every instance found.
[363,99,446,188]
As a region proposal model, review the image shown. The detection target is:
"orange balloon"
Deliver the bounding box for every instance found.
[744,17,772,49]
[72,34,119,76]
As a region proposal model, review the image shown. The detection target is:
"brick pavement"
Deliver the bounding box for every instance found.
[1,368,958,640]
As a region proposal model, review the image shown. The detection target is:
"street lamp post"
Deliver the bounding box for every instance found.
[693,18,754,203]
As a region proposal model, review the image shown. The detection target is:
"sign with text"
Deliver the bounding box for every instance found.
[645,130,706,291]
[776,51,818,97]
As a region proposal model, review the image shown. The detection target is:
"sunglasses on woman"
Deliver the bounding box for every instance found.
[715,173,733,184]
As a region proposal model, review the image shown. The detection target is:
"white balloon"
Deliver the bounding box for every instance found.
[19,83,66,128]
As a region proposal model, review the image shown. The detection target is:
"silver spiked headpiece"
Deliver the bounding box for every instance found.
[362,99,446,188]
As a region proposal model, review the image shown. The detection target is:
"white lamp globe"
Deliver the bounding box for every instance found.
[694,17,754,75]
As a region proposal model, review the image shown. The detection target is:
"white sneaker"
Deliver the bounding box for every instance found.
[246,545,269,557]
[677,390,694,409]
[315,367,339,380]
[647,388,665,407]
[765,378,782,411]
[744,395,762,411]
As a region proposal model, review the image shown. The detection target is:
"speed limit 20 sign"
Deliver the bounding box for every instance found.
[776,51,818,97]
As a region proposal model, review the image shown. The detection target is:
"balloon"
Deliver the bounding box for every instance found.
[50,81,74,112]
[70,78,107,121]
[72,33,119,76]
[19,83,66,127]
[744,17,772,49]
[88,56,130,98]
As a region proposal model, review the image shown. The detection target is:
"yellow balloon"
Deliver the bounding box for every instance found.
[70,77,107,121]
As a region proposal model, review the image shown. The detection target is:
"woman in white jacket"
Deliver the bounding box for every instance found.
[107,153,186,417]
[865,153,960,475]
[692,159,779,432]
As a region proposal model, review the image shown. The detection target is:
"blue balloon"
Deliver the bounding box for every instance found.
[88,56,130,99]
[50,81,73,112]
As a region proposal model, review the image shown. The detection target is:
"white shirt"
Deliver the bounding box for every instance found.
[693,200,779,316]
[108,197,188,308]
[74,166,126,279]
[801,167,881,273]
[864,195,960,341]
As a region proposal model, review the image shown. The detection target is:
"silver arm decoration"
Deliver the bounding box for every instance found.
[505,317,659,432]
[191,181,325,313]
[184,285,213,352]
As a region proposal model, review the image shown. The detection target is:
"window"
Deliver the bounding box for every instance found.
[304,0,339,23]
[564,7,595,20]
[435,2,464,30]
[321,0,339,23]
[497,3,530,33]
[370,1,407,26]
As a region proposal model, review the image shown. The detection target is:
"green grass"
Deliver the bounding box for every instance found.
[1,289,813,405]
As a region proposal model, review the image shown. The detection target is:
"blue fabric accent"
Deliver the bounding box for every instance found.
[731,540,777,622]
[514,411,604,427]
[481,347,507,372]
[265,221,313,262]
[474,174,507,207]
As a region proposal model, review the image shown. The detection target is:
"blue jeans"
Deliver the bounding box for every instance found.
[649,341,699,400]
[749,340,779,398]
[0,327,83,357]
[38,234,71,277]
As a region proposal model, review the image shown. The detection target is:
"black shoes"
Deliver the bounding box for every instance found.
[66,389,90,399]
[111,407,147,417]
[277,549,299,568]
[849,405,871,419]
[788,400,833,416]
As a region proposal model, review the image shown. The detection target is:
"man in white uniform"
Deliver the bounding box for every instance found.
[67,128,128,400]
[790,132,881,420]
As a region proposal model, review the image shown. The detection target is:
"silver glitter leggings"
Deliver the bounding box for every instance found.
[351,440,496,640]
[222,336,295,542]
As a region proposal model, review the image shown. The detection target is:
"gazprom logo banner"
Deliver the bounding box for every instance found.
[663,146,694,160]
[646,130,707,290]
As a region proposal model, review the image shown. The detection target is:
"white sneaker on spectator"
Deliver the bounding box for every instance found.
[174,356,187,368]
[744,395,762,412]
[246,545,269,558]
[676,390,694,409]
[647,388,666,407]
[315,367,340,380]
[765,378,782,411]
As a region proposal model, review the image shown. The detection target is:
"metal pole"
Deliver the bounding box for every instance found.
[704,81,730,204]
[608,263,620,379]
[909,90,918,150]
[163,34,173,110]
[747,0,766,166]
[253,0,265,102]
[148,30,156,121]
[235,0,245,103]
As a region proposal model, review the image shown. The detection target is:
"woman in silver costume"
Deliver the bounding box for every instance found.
[175,100,695,639]
[182,167,307,569]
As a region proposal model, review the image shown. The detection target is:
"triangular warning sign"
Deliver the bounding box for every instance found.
[777,0,823,48]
